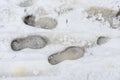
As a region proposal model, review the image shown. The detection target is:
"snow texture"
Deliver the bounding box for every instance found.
[0,0,120,80]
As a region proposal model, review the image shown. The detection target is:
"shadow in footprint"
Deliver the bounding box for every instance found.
[23,15,35,27]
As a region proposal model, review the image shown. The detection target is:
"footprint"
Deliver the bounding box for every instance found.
[23,15,58,30]
[35,17,58,30]
[11,35,47,51]
[48,46,85,65]
[85,6,120,28]
[23,15,35,27]
[19,0,34,7]
[97,36,110,45]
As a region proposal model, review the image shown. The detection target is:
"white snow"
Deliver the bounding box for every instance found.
[0,0,120,80]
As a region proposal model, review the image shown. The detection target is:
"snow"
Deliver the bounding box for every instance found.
[0,0,120,80]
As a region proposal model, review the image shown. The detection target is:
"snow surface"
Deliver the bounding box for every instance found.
[0,0,120,80]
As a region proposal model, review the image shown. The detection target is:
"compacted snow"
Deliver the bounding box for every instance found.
[0,0,120,80]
